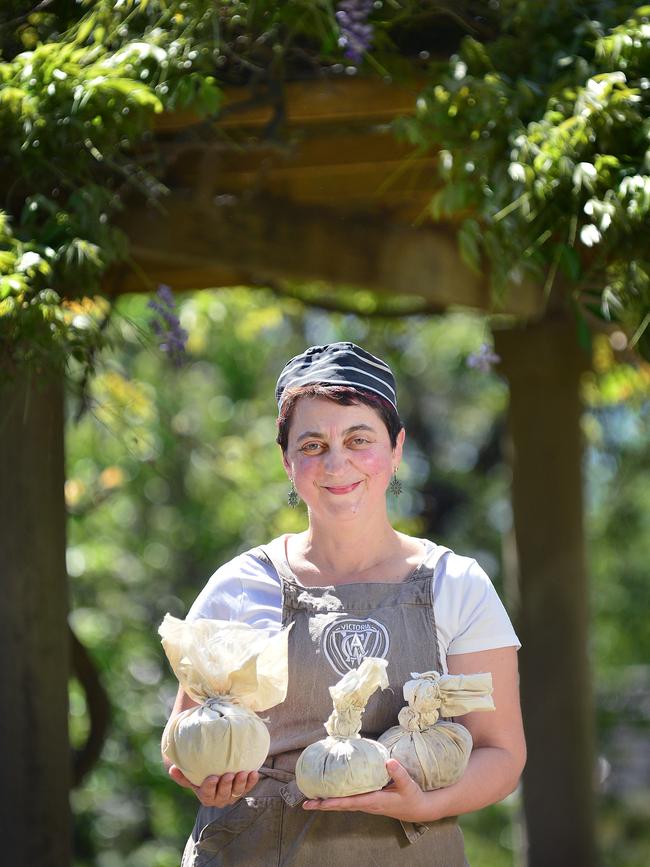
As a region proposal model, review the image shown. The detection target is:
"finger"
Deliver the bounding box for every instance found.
[215,773,236,800]
[196,775,221,801]
[242,771,260,795]
[230,771,250,798]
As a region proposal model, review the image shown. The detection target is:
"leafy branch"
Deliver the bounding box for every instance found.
[401,1,650,358]
[0,0,432,379]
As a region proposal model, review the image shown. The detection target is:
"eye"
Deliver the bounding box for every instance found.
[350,436,371,446]
[300,441,324,453]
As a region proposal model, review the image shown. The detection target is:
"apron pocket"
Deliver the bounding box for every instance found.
[195,797,280,862]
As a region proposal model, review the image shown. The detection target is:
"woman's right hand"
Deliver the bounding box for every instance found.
[168,765,260,808]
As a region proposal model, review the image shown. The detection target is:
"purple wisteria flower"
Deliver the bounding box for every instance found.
[467,343,501,373]
[148,284,188,367]
[336,0,374,64]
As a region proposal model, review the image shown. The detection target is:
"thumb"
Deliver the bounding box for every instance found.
[385,759,418,790]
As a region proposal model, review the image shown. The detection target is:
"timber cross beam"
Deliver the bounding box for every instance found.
[105,77,545,319]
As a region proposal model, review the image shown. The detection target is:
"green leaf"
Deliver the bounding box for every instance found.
[62,238,103,270]
[557,244,582,281]
[0,87,32,115]
[0,251,16,272]
[89,77,163,113]
[75,14,97,46]
[197,77,223,116]
[0,295,17,317]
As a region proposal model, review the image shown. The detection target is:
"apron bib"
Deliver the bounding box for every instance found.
[182,539,468,867]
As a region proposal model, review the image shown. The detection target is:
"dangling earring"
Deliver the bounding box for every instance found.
[287,479,300,507]
[389,469,402,497]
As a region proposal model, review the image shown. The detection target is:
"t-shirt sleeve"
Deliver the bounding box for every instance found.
[186,551,282,632]
[434,553,521,657]
[186,555,247,622]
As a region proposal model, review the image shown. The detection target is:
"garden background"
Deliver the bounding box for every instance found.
[66,289,650,867]
[1,2,649,866]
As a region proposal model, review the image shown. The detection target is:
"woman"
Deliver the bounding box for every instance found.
[164,342,526,866]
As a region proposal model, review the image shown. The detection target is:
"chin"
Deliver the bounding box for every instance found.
[325,496,374,519]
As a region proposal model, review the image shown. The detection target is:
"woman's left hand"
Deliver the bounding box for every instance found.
[302,760,431,823]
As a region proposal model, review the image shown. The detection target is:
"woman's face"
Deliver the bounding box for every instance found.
[282,397,404,522]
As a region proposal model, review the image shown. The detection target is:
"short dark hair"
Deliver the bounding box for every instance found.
[276,383,403,453]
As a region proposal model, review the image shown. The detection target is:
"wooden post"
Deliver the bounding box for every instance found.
[0,371,71,866]
[494,317,596,867]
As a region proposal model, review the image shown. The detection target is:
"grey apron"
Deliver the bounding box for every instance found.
[181,538,468,867]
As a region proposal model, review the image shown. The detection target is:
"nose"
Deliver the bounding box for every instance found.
[323,446,348,476]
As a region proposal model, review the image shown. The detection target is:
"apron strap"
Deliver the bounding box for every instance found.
[417,542,452,578]
[250,538,296,584]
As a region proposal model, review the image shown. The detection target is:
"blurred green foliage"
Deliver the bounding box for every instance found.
[0,0,433,375]
[66,287,649,866]
[3,0,650,382]
[402,0,650,357]
[0,0,225,373]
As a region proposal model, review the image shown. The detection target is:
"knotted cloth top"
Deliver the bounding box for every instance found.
[397,670,495,732]
[159,613,291,712]
[324,657,389,739]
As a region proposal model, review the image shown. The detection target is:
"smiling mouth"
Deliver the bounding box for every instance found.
[323,481,362,495]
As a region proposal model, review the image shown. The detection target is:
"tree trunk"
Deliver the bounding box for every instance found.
[0,371,71,866]
[494,316,596,867]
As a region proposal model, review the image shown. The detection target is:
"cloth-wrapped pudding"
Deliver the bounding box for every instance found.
[378,670,494,791]
[295,657,390,799]
[159,614,291,786]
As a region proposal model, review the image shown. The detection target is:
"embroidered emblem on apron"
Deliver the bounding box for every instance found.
[321,617,390,675]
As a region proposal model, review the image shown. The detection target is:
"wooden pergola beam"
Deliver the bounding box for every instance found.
[156,130,440,218]
[105,77,547,317]
[154,77,429,133]
[107,192,543,317]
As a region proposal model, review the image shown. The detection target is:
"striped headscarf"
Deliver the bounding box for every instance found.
[275,343,397,411]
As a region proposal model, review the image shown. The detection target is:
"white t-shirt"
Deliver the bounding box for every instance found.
[187,537,520,674]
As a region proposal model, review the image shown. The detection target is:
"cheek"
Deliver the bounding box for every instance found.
[291,454,318,478]
[353,448,393,477]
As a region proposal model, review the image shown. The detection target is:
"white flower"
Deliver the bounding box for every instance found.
[619,174,646,196]
[453,61,467,81]
[16,251,42,272]
[573,162,598,191]
[72,314,91,330]
[586,71,626,97]
[508,162,527,183]
[583,199,615,231]
[104,41,167,67]
[580,224,601,246]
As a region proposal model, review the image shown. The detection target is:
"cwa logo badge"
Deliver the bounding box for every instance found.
[321,618,390,676]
